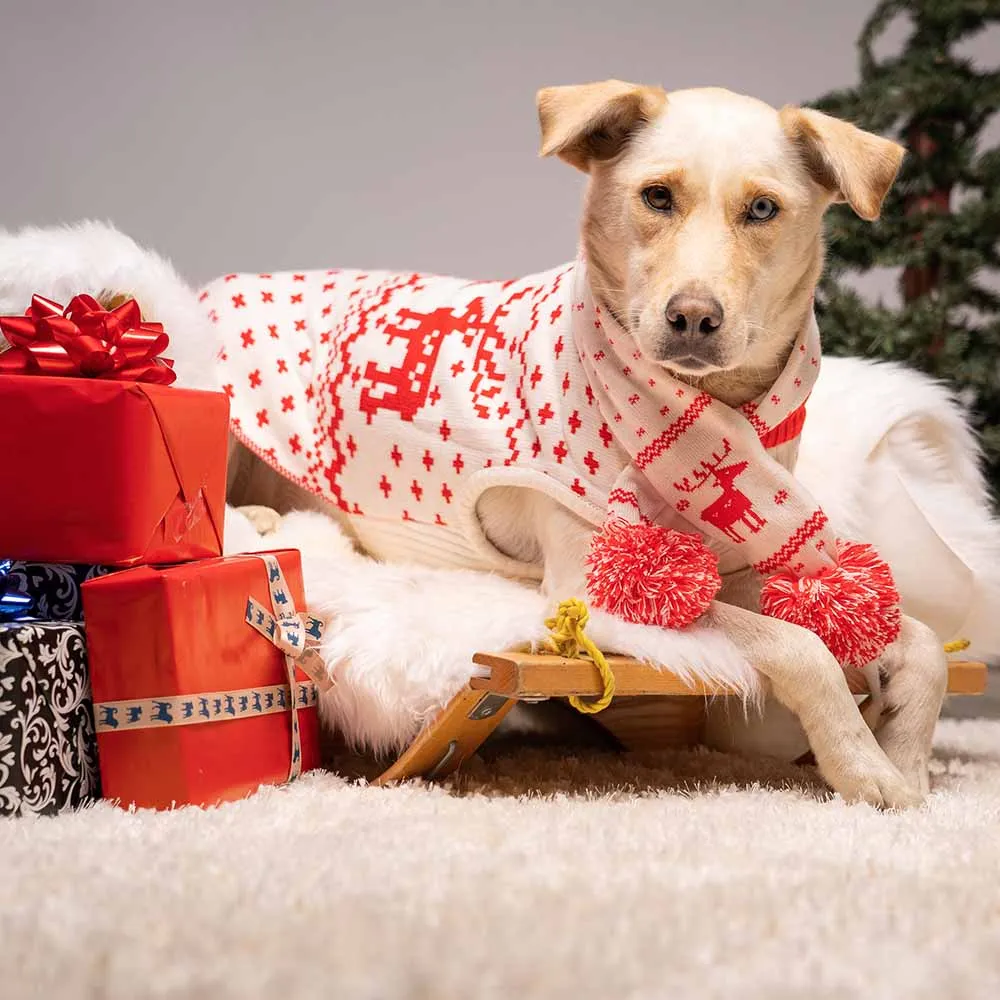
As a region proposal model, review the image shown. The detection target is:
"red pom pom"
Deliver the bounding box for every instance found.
[585,521,721,629]
[760,540,901,666]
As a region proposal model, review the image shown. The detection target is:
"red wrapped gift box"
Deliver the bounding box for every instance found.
[82,550,325,810]
[0,375,228,565]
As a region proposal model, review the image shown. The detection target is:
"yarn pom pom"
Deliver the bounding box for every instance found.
[585,522,721,629]
[760,540,901,667]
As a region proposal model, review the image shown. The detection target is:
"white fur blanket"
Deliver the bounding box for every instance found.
[3,222,998,755]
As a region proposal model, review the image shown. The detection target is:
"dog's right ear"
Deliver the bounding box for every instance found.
[537,80,667,173]
[780,107,905,221]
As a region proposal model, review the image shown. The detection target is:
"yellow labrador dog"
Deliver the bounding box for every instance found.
[228,82,946,808]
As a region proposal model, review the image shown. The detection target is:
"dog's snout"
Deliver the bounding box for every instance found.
[665,292,724,335]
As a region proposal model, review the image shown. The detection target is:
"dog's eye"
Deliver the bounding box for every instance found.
[642,186,673,212]
[747,196,779,222]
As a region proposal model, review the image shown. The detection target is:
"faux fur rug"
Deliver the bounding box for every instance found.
[249,508,756,754]
[3,719,998,1000]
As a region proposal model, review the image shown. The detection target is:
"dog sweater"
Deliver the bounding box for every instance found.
[201,260,900,665]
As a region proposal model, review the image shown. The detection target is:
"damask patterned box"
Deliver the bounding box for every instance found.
[0,621,100,817]
[1,560,112,622]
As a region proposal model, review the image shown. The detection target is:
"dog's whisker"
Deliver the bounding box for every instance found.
[589,287,628,303]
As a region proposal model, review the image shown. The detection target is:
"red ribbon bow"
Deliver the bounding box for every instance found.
[0,294,176,384]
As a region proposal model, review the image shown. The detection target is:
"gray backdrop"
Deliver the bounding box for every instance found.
[0,0,945,286]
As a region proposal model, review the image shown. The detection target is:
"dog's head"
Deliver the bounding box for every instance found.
[538,81,904,398]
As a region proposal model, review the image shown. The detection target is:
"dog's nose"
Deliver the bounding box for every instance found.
[665,292,724,335]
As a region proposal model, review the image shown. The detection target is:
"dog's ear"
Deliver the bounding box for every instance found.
[537,80,667,173]
[781,106,905,220]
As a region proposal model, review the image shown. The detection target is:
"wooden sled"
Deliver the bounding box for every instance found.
[373,654,988,785]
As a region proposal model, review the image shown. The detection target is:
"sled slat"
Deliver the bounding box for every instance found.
[471,652,987,699]
[471,652,736,698]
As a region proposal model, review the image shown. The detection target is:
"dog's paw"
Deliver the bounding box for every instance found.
[818,744,924,810]
[897,758,931,798]
[876,727,933,797]
[871,619,946,800]
[237,505,283,537]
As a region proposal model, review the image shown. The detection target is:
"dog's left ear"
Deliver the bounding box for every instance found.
[781,107,905,220]
[537,80,667,173]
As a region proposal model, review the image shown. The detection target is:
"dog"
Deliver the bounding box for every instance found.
[0,83,957,807]
[207,81,955,809]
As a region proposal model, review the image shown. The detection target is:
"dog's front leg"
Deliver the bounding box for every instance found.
[717,567,947,794]
[535,500,595,603]
[864,616,948,795]
[536,504,922,807]
[701,603,922,808]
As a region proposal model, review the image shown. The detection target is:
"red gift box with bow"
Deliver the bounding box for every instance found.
[82,550,327,810]
[0,293,228,565]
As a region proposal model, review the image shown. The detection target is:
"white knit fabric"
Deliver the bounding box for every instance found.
[201,261,821,580]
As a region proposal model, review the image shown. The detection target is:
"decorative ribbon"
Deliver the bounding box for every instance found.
[93,681,318,733]
[0,558,35,622]
[243,552,332,782]
[92,554,330,786]
[243,556,331,694]
[0,293,176,384]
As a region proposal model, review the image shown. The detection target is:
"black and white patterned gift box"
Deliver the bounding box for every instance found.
[0,621,100,817]
[2,561,111,622]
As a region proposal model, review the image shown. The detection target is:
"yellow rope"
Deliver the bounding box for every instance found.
[544,598,616,714]
[944,638,971,654]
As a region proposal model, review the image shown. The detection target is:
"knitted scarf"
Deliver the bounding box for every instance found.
[563,264,899,667]
[579,286,822,575]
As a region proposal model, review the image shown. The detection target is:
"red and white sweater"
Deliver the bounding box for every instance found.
[200,261,811,580]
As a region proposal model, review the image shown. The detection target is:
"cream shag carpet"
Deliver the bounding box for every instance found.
[2,719,999,1000]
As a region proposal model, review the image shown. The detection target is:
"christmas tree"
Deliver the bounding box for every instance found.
[812,0,1000,498]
